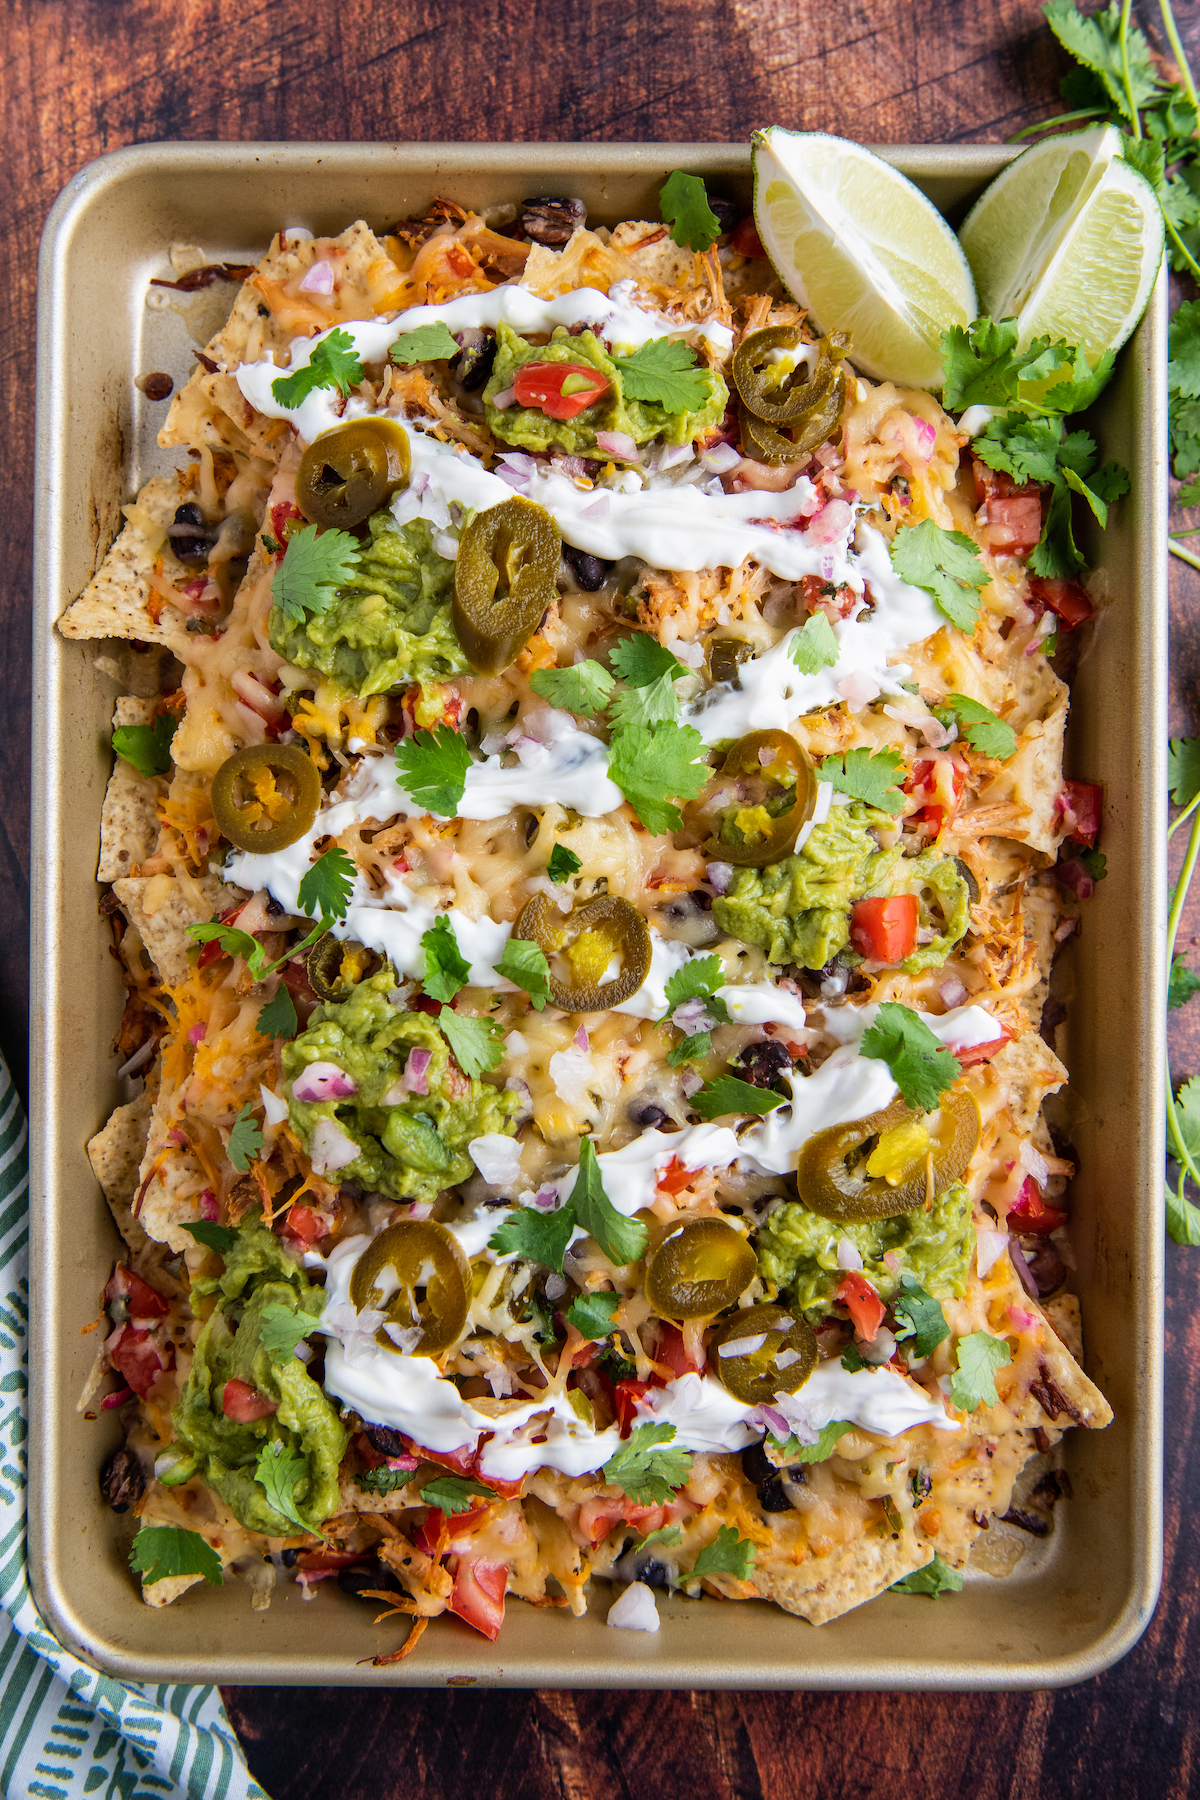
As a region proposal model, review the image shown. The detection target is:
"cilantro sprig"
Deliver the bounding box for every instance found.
[112,714,178,778]
[691,1075,786,1120]
[129,1524,223,1588]
[890,520,989,633]
[690,1525,756,1582]
[613,338,714,414]
[858,1003,962,1112]
[438,1007,505,1079]
[820,747,906,815]
[390,321,460,364]
[789,611,840,674]
[892,1277,950,1360]
[256,1440,315,1535]
[272,328,365,408]
[272,523,360,622]
[890,1552,963,1598]
[935,693,1017,762]
[227,1102,264,1174]
[602,1422,693,1505]
[488,1203,577,1274]
[949,1331,1012,1413]
[395,725,473,817]
[608,721,711,835]
[659,170,722,252]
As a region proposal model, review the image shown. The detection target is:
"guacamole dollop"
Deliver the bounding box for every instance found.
[282,970,520,1203]
[269,512,467,698]
[484,322,728,455]
[172,1224,348,1536]
[712,800,970,972]
[755,1182,975,1324]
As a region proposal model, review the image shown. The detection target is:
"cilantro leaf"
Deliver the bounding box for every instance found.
[1078,845,1107,882]
[1169,735,1200,805]
[129,1524,223,1587]
[255,1439,314,1535]
[488,1203,577,1273]
[610,634,686,689]
[941,693,1017,762]
[859,1002,962,1111]
[112,713,178,778]
[1170,956,1200,1011]
[227,1102,263,1174]
[1167,1180,1200,1246]
[420,1472,497,1514]
[663,954,730,1022]
[272,523,361,622]
[395,725,473,817]
[529,660,616,715]
[354,1465,412,1496]
[421,916,472,1003]
[437,1006,505,1079]
[1044,0,1160,125]
[790,611,840,674]
[820,746,906,815]
[547,843,582,884]
[188,921,266,978]
[635,1523,684,1552]
[690,1075,787,1120]
[892,1276,950,1359]
[607,721,711,835]
[182,1220,237,1254]
[389,321,460,364]
[272,327,365,407]
[496,937,551,1011]
[1030,482,1087,579]
[974,412,1065,486]
[568,1138,648,1266]
[691,1524,756,1581]
[257,985,298,1039]
[950,1331,1012,1413]
[940,316,1024,411]
[613,337,713,413]
[1169,299,1200,401]
[259,1299,325,1366]
[774,1420,854,1464]
[667,1030,712,1066]
[659,170,721,252]
[841,1342,866,1372]
[1175,1075,1200,1170]
[890,1551,963,1597]
[890,520,989,632]
[296,846,356,923]
[566,1288,620,1341]
[602,1421,693,1505]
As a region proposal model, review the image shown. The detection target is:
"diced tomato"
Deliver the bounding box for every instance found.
[270,501,304,555]
[837,1272,886,1343]
[613,1378,651,1438]
[849,895,919,964]
[1057,780,1102,847]
[655,1157,695,1196]
[221,1378,278,1423]
[105,1265,168,1320]
[731,217,765,258]
[905,758,965,837]
[651,1322,705,1381]
[972,458,1027,505]
[282,1204,326,1249]
[448,1558,508,1641]
[1027,575,1095,630]
[108,1326,170,1398]
[511,361,609,420]
[986,494,1043,555]
[953,1028,1012,1068]
[416,1504,491,1554]
[1008,1176,1069,1236]
[578,1497,668,1545]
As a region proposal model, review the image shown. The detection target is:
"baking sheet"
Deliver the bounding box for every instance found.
[29,141,1165,1686]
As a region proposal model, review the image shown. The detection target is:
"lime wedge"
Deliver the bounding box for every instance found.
[750,128,976,391]
[960,130,1163,358]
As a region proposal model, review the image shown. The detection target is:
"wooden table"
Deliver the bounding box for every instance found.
[7,1,1200,1793]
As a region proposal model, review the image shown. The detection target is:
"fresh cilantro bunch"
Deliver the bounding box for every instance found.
[820,746,907,814]
[973,410,1129,579]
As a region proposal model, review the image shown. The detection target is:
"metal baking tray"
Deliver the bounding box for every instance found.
[29,141,1165,1688]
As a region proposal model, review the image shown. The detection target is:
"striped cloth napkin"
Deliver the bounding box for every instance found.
[0,1058,269,1800]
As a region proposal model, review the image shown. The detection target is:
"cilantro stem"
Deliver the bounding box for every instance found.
[1119,0,1143,137]
[1171,524,1200,537]
[1165,216,1200,286]
[1168,792,1200,838]
[1170,537,1200,571]
[1166,804,1200,1187]
[1159,0,1199,112]
[1008,108,1104,142]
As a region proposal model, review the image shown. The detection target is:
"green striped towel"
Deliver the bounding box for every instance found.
[0,1059,270,1800]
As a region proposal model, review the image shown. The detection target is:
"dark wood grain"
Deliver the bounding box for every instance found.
[7,1,1200,1794]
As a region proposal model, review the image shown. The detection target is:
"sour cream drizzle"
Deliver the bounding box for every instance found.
[316,1233,957,1474]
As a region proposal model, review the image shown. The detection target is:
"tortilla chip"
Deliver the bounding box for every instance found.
[978,689,1070,857]
[112,871,229,988]
[1043,1291,1083,1361]
[607,220,704,291]
[991,1031,1068,1134]
[753,1530,933,1625]
[87,1090,153,1255]
[57,475,190,650]
[97,699,166,882]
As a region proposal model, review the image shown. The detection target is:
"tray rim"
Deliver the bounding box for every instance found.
[28,137,1165,1689]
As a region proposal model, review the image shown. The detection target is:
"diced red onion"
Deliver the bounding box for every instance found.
[1054,918,1077,944]
[1008,1238,1039,1301]
[259,1083,289,1127]
[1019,1139,1050,1187]
[755,1404,793,1442]
[595,430,640,462]
[491,386,517,410]
[813,440,841,470]
[292,1061,358,1102]
[836,1237,863,1271]
[298,260,335,294]
[101,1387,134,1410]
[115,1037,157,1079]
[706,861,735,894]
[700,441,742,474]
[573,1024,590,1052]
[187,1022,206,1046]
[494,452,538,492]
[308,1116,360,1174]
[607,1583,660,1632]
[503,1076,534,1125]
[1055,858,1094,899]
[404,1046,431,1096]
[406,1200,434,1221]
[232,669,286,719]
[200,1188,219,1222]
[912,417,936,459]
[386,1453,421,1472]
[734,458,796,493]
[806,498,854,545]
[579,493,611,521]
[553,454,593,479]
[680,1070,704,1097]
[939,977,967,1008]
[976,1228,1009,1277]
[532,1185,561,1212]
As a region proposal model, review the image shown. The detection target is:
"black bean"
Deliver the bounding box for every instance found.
[99,1446,144,1513]
[364,1423,407,1457]
[338,1562,401,1599]
[955,857,980,904]
[736,1039,793,1090]
[521,197,587,245]
[562,544,609,591]
[756,1476,794,1513]
[707,196,740,234]
[454,327,497,391]
[631,1102,675,1131]
[1000,1506,1050,1537]
[638,1559,671,1590]
[173,503,205,529]
[740,1439,774,1486]
[1026,1244,1067,1298]
[280,1547,299,1567]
